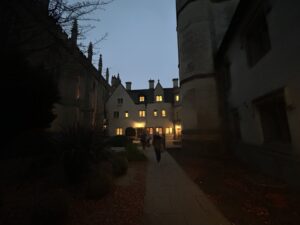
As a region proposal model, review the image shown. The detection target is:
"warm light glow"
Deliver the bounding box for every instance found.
[175,95,180,102]
[125,111,129,118]
[133,122,146,128]
[116,128,123,135]
[165,127,173,134]
[155,127,163,135]
[175,124,182,137]
[153,110,158,117]
[175,124,182,130]
[156,95,163,102]
[161,110,167,117]
[139,96,145,102]
[139,110,146,117]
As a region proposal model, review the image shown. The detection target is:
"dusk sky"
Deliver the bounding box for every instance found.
[82,0,179,89]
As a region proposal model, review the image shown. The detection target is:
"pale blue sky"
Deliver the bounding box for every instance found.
[81,0,179,89]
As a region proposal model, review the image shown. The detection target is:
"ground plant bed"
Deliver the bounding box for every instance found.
[67,162,146,225]
[168,148,300,225]
[0,162,146,225]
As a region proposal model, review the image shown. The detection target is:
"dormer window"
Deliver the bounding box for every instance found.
[175,95,180,102]
[117,98,123,104]
[139,96,145,102]
[156,95,163,102]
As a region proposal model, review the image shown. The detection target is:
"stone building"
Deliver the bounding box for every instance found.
[177,0,300,185]
[106,79,181,143]
[216,0,300,186]
[176,0,239,154]
[4,0,110,131]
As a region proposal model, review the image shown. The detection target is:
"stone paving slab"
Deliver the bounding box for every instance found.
[142,147,231,225]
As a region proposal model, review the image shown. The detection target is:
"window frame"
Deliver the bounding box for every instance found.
[113,111,119,118]
[244,7,271,67]
[139,95,145,103]
[125,111,129,118]
[117,98,123,104]
[139,110,146,118]
[156,95,163,102]
[116,128,123,135]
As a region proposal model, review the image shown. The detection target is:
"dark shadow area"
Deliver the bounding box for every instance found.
[169,148,300,225]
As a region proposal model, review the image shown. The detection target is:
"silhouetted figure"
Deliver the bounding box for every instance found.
[152,133,163,162]
[140,132,147,150]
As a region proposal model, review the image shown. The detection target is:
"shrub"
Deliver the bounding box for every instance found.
[85,170,113,200]
[32,189,70,225]
[57,126,110,184]
[125,127,136,137]
[109,135,129,147]
[110,154,128,177]
[126,143,147,162]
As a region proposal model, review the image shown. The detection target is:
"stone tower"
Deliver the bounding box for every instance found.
[176,0,238,154]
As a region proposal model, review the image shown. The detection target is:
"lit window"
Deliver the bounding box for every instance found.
[155,127,163,135]
[139,96,145,102]
[153,110,158,117]
[117,98,123,104]
[113,111,119,118]
[162,110,167,117]
[165,127,173,134]
[175,95,180,102]
[116,128,123,135]
[147,127,153,135]
[139,110,146,117]
[156,95,163,102]
[125,111,129,118]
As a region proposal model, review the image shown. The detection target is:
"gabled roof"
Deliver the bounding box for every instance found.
[127,88,176,104]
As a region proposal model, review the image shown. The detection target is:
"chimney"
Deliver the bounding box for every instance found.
[126,82,132,90]
[172,78,179,88]
[149,79,155,89]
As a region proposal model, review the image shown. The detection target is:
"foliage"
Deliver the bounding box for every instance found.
[57,126,110,184]
[85,170,113,200]
[32,189,70,225]
[110,154,128,177]
[0,50,59,151]
[125,127,136,137]
[126,144,147,162]
[109,135,129,147]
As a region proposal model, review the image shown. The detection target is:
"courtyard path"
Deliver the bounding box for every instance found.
[142,146,231,225]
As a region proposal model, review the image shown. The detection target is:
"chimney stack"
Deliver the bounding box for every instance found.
[126,82,132,90]
[172,78,179,88]
[149,79,155,89]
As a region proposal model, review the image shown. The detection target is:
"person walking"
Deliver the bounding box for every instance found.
[140,131,147,150]
[152,132,163,163]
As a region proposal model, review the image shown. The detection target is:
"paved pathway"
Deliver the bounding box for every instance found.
[143,147,231,225]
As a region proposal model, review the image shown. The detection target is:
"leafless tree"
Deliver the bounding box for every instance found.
[49,0,112,34]
[48,0,112,55]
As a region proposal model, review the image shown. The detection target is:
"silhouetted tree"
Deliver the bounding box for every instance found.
[0,46,60,148]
